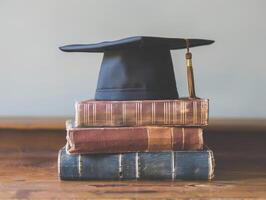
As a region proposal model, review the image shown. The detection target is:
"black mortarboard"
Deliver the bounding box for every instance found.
[60,36,214,100]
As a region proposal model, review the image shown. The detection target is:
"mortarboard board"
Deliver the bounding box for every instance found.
[60,36,214,100]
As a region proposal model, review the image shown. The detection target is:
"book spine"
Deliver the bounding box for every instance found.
[66,126,203,154]
[75,99,209,127]
[58,147,214,180]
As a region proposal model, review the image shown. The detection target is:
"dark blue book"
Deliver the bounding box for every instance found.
[58,147,214,180]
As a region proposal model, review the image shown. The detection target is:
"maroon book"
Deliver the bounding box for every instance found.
[75,98,209,127]
[66,121,203,154]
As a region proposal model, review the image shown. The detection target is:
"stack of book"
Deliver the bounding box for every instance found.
[58,36,215,180]
[58,98,214,180]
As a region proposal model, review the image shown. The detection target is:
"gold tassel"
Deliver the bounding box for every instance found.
[185,39,197,98]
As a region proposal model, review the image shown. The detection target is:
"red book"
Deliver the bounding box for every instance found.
[66,121,203,154]
[75,98,209,127]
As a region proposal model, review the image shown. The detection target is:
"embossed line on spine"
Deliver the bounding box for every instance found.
[135,102,138,126]
[200,100,208,125]
[193,101,197,124]
[92,103,96,125]
[86,104,90,125]
[165,102,169,124]
[151,102,156,124]
[181,101,184,124]
[147,128,151,151]
[140,102,142,125]
[135,102,142,126]
[168,102,171,124]
[78,154,83,178]
[135,152,139,179]
[162,101,176,124]
[184,101,187,124]
[170,127,174,149]
[122,103,127,124]
[171,151,175,181]
[109,104,111,125]
[105,104,112,125]
[118,154,122,179]
[172,101,176,124]
[164,102,166,124]
[172,102,174,124]
[83,104,86,126]
[164,102,171,124]
[199,129,203,148]
[110,103,113,125]
[84,104,87,125]
[208,150,215,179]
[182,128,185,150]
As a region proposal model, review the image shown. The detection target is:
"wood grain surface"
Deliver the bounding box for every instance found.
[0,117,69,130]
[0,123,266,199]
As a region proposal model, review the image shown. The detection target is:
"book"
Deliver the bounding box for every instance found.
[75,98,209,127]
[58,147,214,180]
[66,121,203,154]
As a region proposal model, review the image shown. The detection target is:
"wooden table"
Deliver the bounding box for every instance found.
[0,119,266,199]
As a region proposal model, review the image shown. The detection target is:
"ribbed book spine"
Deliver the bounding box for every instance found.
[58,147,214,180]
[66,122,203,154]
[75,98,209,127]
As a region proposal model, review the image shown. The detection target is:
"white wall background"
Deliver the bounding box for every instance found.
[0,0,265,118]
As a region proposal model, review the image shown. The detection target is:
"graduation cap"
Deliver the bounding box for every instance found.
[60,36,214,100]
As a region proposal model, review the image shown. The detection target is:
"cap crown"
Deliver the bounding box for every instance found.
[95,48,178,100]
